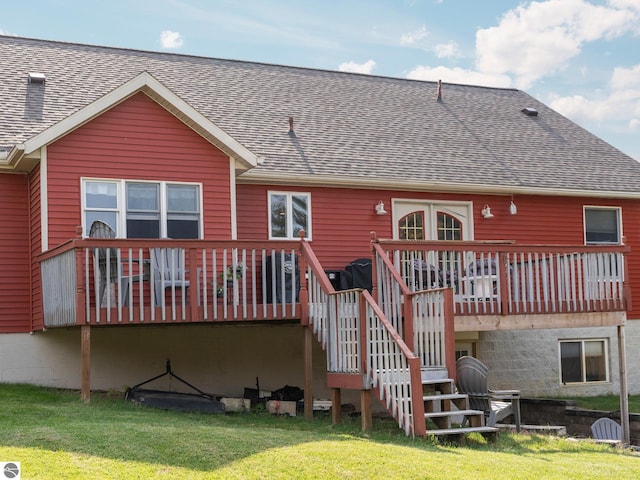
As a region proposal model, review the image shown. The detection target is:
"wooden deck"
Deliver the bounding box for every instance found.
[39,238,305,327]
[38,236,630,330]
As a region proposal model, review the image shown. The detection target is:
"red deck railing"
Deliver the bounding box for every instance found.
[373,237,631,317]
[39,238,303,327]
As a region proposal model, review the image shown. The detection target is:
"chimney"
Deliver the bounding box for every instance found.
[436,80,442,102]
[288,116,294,132]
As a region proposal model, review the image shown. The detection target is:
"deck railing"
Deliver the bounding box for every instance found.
[41,248,78,328]
[301,239,426,437]
[374,243,456,377]
[363,290,426,437]
[374,238,631,317]
[39,238,302,327]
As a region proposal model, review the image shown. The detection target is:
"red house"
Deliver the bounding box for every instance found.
[1,36,638,438]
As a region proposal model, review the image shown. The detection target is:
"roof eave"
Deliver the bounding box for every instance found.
[0,144,41,172]
[237,172,640,200]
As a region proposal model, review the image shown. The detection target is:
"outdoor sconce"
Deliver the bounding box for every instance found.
[375,201,388,215]
[481,205,494,219]
[509,200,518,215]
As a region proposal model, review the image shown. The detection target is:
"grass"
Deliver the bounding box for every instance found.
[557,395,640,413]
[1,384,639,479]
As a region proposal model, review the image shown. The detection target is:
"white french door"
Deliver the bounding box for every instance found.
[393,200,473,289]
[393,200,473,242]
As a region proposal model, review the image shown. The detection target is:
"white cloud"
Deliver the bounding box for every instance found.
[160,30,184,49]
[400,25,428,46]
[610,64,640,90]
[549,94,613,122]
[630,119,640,131]
[608,0,640,13]
[338,60,376,74]
[475,0,640,89]
[549,63,640,125]
[407,65,512,88]
[433,41,460,59]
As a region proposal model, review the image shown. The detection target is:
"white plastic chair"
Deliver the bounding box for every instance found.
[150,248,190,307]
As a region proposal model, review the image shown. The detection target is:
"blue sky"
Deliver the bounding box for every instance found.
[2,0,639,160]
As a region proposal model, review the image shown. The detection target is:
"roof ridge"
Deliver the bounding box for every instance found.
[0,34,520,92]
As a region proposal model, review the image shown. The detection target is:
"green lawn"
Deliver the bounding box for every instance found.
[1,384,639,479]
[559,395,640,413]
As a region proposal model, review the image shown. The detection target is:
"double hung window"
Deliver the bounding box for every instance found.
[83,179,201,239]
[268,191,311,240]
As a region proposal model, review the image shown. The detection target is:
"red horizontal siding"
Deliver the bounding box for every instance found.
[46,92,232,245]
[237,184,640,317]
[0,173,31,333]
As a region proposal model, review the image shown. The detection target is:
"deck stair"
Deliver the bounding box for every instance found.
[421,378,497,437]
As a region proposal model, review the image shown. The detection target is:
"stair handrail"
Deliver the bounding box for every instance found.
[373,235,457,381]
[361,289,426,437]
[299,237,335,348]
[299,236,426,437]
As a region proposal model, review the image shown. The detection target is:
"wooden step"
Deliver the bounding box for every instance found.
[423,392,470,413]
[426,426,498,436]
[421,379,456,395]
[420,367,449,381]
[424,409,483,419]
[422,393,468,402]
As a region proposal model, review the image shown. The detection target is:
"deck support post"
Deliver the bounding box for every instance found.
[617,324,630,444]
[360,389,372,432]
[303,326,313,420]
[80,325,91,403]
[331,388,342,424]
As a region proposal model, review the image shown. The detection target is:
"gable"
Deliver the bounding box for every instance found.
[2,71,259,174]
[45,92,234,245]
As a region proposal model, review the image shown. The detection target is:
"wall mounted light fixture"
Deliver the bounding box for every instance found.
[375,201,388,215]
[481,205,494,219]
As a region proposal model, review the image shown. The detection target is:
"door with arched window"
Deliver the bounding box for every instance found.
[394,201,473,289]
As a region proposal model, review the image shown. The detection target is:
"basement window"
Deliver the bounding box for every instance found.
[559,339,609,384]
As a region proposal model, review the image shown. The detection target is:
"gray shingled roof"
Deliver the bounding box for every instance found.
[1,35,639,196]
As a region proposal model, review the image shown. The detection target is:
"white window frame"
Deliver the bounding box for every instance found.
[82,178,203,239]
[268,191,312,240]
[558,338,610,385]
[583,206,622,245]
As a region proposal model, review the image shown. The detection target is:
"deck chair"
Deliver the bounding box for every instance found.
[590,417,622,442]
[89,220,128,307]
[150,247,190,307]
[464,257,498,299]
[456,356,521,432]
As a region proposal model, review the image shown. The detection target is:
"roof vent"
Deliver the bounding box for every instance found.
[28,72,46,84]
[521,107,538,116]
